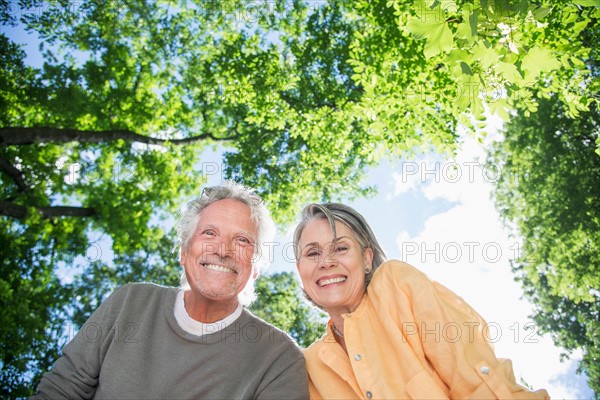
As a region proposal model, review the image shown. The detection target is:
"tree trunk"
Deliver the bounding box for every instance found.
[0,200,96,219]
[0,127,237,146]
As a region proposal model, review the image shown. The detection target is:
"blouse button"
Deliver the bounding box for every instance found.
[480,366,490,375]
[354,354,362,361]
[366,391,373,398]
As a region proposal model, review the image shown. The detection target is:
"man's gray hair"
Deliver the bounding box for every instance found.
[176,180,276,305]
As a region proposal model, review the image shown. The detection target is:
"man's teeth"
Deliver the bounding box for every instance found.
[318,277,346,287]
[204,264,235,273]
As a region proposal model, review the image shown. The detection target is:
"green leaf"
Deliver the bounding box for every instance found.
[424,22,454,58]
[573,0,600,7]
[456,3,478,42]
[521,47,561,79]
[532,7,551,21]
[472,42,499,69]
[406,5,454,58]
[496,61,522,81]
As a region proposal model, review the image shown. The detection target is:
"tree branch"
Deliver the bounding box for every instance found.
[0,155,29,192]
[0,127,238,146]
[0,200,96,219]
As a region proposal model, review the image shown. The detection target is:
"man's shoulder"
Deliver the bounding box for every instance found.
[103,282,175,307]
[119,282,174,293]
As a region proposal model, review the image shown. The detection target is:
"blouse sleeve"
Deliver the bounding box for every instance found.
[381,261,550,399]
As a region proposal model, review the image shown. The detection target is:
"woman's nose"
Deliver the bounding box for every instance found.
[318,248,338,268]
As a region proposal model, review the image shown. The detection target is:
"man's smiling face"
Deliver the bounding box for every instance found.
[181,198,257,308]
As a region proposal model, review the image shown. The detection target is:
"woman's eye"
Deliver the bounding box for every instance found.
[306,250,319,258]
[335,246,348,252]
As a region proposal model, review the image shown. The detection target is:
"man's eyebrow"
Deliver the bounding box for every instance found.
[195,225,256,239]
[238,230,257,241]
[196,223,217,231]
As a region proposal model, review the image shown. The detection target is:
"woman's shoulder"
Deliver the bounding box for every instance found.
[302,338,321,360]
[302,329,332,358]
[367,260,438,301]
[372,260,431,283]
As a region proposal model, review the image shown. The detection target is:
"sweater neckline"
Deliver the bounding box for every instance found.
[174,289,243,336]
[163,287,246,344]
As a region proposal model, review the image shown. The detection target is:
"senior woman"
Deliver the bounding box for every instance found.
[293,203,550,399]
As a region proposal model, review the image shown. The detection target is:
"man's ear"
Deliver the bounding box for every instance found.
[180,247,187,266]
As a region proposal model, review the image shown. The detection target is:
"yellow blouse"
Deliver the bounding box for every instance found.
[303,260,550,399]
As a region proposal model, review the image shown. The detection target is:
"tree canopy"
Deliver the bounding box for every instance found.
[489,95,599,396]
[1,0,599,396]
[250,272,327,347]
[2,0,598,220]
[488,18,599,395]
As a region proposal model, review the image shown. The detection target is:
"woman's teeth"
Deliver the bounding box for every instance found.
[318,276,346,287]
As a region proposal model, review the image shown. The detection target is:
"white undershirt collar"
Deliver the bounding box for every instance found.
[174,289,243,336]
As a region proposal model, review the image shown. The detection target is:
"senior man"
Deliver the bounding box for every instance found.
[33,181,308,399]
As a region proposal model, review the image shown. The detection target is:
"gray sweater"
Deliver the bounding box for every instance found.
[33,283,308,399]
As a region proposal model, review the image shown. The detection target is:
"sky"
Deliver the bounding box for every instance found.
[193,126,594,398]
[263,129,594,399]
[4,17,594,400]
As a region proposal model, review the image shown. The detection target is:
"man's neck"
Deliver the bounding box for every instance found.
[183,290,240,323]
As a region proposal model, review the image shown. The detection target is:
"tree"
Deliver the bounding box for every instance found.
[1,0,598,396]
[3,1,598,220]
[1,29,198,396]
[0,221,72,398]
[488,93,600,395]
[250,272,327,348]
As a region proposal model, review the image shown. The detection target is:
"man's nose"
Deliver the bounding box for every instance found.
[216,238,235,256]
[204,237,234,258]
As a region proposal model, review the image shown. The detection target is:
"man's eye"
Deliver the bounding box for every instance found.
[202,230,216,236]
[236,237,251,244]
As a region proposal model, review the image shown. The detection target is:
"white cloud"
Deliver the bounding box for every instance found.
[393,134,592,399]
[390,155,437,196]
[275,126,592,398]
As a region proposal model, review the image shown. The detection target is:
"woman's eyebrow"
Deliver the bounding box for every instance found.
[302,236,352,249]
[333,236,351,242]
[303,242,320,249]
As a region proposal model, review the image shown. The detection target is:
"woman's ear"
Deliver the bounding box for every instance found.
[364,247,374,269]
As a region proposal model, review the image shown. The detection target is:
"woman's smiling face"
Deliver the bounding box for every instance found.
[296,218,373,315]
